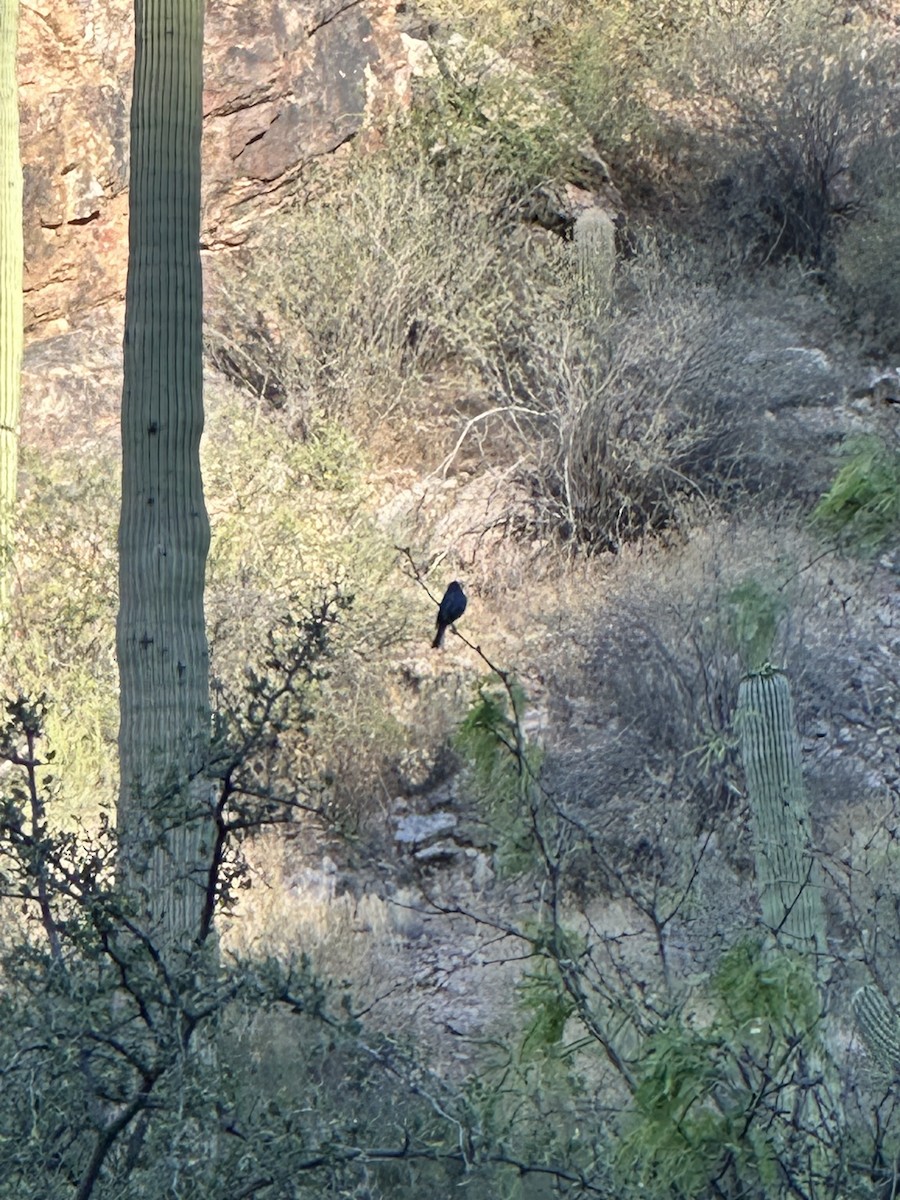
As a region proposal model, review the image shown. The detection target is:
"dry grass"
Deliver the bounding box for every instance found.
[222,833,398,979]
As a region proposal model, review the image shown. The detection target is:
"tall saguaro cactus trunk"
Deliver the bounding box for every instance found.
[737,668,826,967]
[0,0,22,637]
[117,0,212,951]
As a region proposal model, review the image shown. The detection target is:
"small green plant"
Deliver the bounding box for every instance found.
[618,941,827,1200]
[714,939,820,1038]
[812,434,900,554]
[455,676,541,874]
[726,578,784,673]
[519,967,576,1057]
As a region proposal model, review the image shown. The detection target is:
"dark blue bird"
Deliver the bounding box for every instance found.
[432,581,467,649]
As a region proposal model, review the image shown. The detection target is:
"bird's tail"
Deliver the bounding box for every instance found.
[432,624,446,649]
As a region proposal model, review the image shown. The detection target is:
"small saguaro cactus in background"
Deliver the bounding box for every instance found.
[736,666,826,966]
[728,579,825,966]
[573,205,615,324]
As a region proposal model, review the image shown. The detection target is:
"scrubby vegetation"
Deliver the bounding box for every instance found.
[2,0,900,1196]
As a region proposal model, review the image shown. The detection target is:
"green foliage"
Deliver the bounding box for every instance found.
[0,688,483,1200]
[619,942,822,1200]
[621,1019,738,1198]
[456,679,525,790]
[455,676,541,873]
[405,47,585,199]
[7,394,416,833]
[812,435,900,555]
[726,579,784,673]
[5,447,118,820]
[714,940,820,1040]
[518,960,578,1059]
[418,0,704,167]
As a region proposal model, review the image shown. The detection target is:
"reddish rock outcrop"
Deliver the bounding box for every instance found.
[18,0,409,333]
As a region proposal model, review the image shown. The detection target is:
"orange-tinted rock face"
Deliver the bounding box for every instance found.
[19,0,408,333]
[19,0,132,331]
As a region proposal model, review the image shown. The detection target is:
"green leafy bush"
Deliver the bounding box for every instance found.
[455,675,541,874]
[5,447,119,819]
[619,942,823,1199]
[812,434,900,554]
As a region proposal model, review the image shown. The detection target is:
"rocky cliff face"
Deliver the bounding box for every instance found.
[18,0,409,333]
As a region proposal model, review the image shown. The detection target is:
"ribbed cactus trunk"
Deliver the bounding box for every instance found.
[853,986,900,1075]
[573,206,615,324]
[116,0,212,950]
[0,0,21,636]
[737,668,825,966]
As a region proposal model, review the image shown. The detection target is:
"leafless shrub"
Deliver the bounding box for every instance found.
[834,170,900,353]
[686,14,897,268]
[206,145,531,431]
[470,239,782,549]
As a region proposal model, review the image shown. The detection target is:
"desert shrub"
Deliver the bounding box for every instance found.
[683,11,895,269]
[0,697,488,1200]
[4,447,119,819]
[474,236,786,549]
[6,383,430,831]
[404,36,591,201]
[417,0,722,173]
[812,433,900,554]
[202,389,441,836]
[207,135,538,431]
[548,519,882,868]
[834,179,900,353]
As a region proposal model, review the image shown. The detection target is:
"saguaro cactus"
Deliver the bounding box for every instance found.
[737,667,826,965]
[116,0,211,948]
[573,206,615,324]
[0,0,21,635]
[853,985,900,1075]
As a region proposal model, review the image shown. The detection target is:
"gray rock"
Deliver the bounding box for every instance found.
[394,810,458,846]
[742,345,842,409]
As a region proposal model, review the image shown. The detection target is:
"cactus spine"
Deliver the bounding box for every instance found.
[0,0,21,634]
[737,667,826,966]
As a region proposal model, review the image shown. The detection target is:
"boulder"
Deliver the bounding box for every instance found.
[394,810,458,848]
